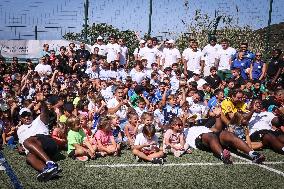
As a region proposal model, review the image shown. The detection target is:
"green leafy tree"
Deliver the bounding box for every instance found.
[63,23,139,55]
[176,10,267,57]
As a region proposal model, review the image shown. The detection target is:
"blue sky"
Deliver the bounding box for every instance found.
[0,0,283,40]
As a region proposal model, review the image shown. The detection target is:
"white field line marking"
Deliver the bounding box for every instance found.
[85,161,284,168]
[231,153,284,177]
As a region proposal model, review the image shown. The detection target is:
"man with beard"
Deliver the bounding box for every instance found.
[138,38,161,69]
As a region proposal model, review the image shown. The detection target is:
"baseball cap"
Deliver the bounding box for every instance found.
[19,108,32,117]
[139,40,146,44]
[193,70,201,75]
[97,36,103,40]
[167,39,175,44]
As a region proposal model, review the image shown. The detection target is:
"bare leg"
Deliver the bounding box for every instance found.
[26,153,45,172]
[201,133,223,156]
[262,133,284,153]
[132,149,152,161]
[23,137,51,162]
[219,131,251,154]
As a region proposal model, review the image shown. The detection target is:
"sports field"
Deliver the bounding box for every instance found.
[0,148,283,189]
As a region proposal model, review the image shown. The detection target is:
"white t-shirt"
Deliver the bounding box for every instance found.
[129,68,146,84]
[248,112,275,135]
[139,47,159,68]
[107,97,128,120]
[92,44,107,56]
[216,47,236,70]
[134,132,159,151]
[34,64,52,75]
[85,68,99,79]
[106,43,120,63]
[187,101,208,120]
[163,48,181,68]
[119,46,128,65]
[17,116,49,145]
[202,44,222,65]
[185,126,212,149]
[188,78,207,90]
[100,87,113,103]
[183,50,204,72]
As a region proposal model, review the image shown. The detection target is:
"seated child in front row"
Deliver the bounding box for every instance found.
[95,116,120,156]
[163,117,191,157]
[67,117,96,161]
[51,123,67,149]
[132,124,164,164]
[124,112,139,148]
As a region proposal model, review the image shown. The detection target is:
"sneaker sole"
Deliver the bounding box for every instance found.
[37,167,58,182]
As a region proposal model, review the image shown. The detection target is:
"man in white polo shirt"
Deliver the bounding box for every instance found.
[107,86,130,130]
[106,35,120,63]
[183,41,204,79]
[92,36,107,57]
[215,38,236,80]
[202,36,221,76]
[162,39,181,69]
[138,38,160,69]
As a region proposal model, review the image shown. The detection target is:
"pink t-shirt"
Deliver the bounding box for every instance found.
[95,129,114,146]
[163,129,183,145]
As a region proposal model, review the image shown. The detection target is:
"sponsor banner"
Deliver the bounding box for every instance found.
[0,40,92,59]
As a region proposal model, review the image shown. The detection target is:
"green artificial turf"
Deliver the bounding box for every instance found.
[1,148,284,189]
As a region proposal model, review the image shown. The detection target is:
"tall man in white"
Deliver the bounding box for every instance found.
[183,41,205,79]
[162,39,181,69]
[215,38,236,80]
[139,38,160,69]
[106,35,120,63]
[92,36,107,57]
[202,36,221,76]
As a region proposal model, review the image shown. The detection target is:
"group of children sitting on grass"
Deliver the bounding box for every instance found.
[54,103,267,165]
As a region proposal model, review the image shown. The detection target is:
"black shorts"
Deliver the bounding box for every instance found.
[195,131,222,151]
[250,130,282,142]
[68,150,76,160]
[35,134,58,157]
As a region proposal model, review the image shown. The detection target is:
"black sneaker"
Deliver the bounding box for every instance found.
[151,158,164,165]
[221,149,233,164]
[251,152,265,164]
[37,162,59,182]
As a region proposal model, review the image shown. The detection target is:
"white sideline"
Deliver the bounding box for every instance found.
[85,161,284,168]
[231,153,284,177]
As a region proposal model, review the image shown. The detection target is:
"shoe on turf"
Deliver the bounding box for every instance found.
[37,162,59,182]
[76,156,89,162]
[135,156,142,162]
[151,158,164,165]
[174,150,184,157]
[251,152,265,164]
[221,149,232,164]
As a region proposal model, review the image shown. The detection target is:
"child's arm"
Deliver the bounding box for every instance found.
[180,133,185,149]
[2,132,6,145]
[84,139,95,154]
[124,125,134,144]
[133,143,150,150]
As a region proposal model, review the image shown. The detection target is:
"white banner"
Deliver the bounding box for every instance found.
[0,40,92,59]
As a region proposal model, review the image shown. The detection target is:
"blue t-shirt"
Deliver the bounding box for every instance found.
[231,59,250,80]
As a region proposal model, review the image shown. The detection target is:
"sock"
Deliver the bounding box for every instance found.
[248,151,255,158]
[46,161,55,165]
[282,147,284,152]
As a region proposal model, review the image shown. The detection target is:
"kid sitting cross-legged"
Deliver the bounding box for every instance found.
[95,116,120,156]
[67,117,96,161]
[163,117,190,157]
[124,111,139,148]
[132,124,164,164]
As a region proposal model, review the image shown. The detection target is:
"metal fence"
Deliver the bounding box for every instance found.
[0,0,283,48]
